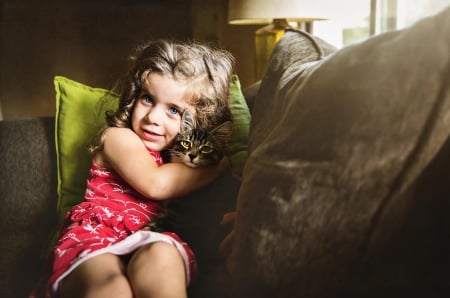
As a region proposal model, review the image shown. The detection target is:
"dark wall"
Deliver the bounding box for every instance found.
[0,0,259,120]
[0,0,192,120]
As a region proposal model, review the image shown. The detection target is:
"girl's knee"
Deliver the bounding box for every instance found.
[60,273,131,298]
[127,242,187,297]
[58,254,132,298]
[129,241,183,269]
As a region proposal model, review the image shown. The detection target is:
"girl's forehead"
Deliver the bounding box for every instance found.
[146,73,199,99]
[142,73,197,107]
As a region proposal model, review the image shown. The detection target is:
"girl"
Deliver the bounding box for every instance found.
[34,39,235,298]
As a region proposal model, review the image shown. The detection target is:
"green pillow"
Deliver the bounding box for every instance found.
[54,75,250,222]
[54,76,118,223]
[228,74,251,178]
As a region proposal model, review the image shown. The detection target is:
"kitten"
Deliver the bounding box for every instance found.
[148,110,233,232]
[169,110,233,168]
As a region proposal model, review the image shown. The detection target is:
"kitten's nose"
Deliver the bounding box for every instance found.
[188,154,196,161]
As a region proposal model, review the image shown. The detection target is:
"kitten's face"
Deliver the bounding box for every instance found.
[170,111,232,168]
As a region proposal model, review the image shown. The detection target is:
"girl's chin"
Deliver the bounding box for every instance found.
[142,141,163,152]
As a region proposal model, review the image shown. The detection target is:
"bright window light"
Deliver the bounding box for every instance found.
[311,0,449,49]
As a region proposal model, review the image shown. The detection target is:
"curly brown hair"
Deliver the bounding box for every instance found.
[90,39,235,155]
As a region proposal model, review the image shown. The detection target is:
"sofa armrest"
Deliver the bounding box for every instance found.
[0,117,58,297]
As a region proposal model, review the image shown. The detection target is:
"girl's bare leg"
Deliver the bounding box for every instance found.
[57,253,132,298]
[127,242,187,298]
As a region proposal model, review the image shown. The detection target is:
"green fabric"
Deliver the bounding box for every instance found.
[54,76,119,223]
[54,75,250,222]
[228,74,251,178]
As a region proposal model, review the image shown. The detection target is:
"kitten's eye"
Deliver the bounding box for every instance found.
[200,145,212,154]
[180,140,191,149]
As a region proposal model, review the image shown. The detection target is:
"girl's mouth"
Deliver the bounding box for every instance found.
[142,129,163,141]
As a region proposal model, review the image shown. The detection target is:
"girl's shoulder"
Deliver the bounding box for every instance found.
[102,126,135,139]
[92,127,133,169]
[98,126,163,167]
[102,127,140,151]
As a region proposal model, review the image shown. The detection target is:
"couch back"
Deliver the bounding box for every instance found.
[0,117,58,297]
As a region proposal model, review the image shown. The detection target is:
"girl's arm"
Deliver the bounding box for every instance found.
[99,127,229,200]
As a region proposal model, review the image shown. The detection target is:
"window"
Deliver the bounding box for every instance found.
[312,0,449,49]
[374,0,450,34]
[313,0,371,48]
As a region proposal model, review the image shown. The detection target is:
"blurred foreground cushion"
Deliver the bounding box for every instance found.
[229,7,450,298]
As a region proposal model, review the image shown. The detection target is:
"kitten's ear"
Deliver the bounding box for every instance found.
[181,109,196,133]
[211,121,233,141]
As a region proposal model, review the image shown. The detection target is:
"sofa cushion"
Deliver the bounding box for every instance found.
[54,75,250,222]
[229,7,450,298]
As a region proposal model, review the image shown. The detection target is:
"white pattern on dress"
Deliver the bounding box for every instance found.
[83,224,101,235]
[98,206,114,218]
[85,188,95,197]
[93,168,110,176]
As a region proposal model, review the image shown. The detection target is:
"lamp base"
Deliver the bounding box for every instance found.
[254,18,290,80]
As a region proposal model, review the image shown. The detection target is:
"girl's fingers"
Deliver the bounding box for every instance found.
[220,211,236,225]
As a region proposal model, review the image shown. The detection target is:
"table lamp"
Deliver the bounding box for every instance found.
[228,0,327,80]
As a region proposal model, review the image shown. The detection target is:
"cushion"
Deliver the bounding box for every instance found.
[54,76,117,223]
[229,7,450,298]
[54,75,250,222]
[228,74,251,178]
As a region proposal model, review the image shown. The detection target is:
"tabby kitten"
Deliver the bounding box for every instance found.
[148,110,233,232]
[169,110,232,167]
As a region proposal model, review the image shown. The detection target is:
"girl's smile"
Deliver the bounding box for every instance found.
[141,128,163,142]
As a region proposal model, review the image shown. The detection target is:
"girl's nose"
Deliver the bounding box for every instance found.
[145,107,162,124]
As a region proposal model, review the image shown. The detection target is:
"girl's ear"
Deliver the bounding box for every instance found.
[211,121,233,141]
[180,109,196,133]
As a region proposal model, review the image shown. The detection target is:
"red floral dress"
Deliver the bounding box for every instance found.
[32,151,196,297]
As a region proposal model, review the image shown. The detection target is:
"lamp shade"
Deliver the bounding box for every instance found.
[228,0,328,25]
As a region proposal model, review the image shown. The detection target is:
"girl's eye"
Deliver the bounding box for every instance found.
[143,95,153,104]
[169,107,180,115]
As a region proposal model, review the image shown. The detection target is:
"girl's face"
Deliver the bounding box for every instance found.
[132,73,193,152]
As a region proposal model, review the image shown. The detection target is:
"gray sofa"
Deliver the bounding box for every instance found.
[2,6,450,298]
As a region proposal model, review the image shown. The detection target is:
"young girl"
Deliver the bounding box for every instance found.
[34,39,235,298]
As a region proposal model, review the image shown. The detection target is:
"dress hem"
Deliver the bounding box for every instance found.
[51,230,193,293]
